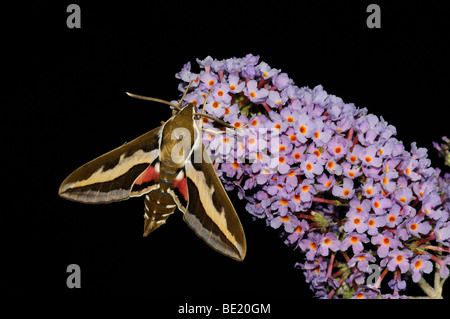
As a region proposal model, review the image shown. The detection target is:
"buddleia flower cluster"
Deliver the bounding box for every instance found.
[174,54,450,299]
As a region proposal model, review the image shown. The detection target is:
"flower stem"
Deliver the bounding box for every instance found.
[373,267,389,289]
[415,234,436,246]
[327,252,336,277]
[424,245,450,253]
[296,213,315,221]
[313,197,338,205]
[261,102,271,114]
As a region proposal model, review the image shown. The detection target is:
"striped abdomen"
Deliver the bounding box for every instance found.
[142,161,187,236]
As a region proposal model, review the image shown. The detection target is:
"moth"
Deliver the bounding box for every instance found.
[58,86,247,261]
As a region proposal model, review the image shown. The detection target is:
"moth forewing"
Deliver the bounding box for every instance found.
[182,142,247,261]
[58,126,162,203]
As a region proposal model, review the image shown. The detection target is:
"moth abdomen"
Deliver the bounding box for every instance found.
[143,192,177,236]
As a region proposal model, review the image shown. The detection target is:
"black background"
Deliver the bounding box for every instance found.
[4,0,449,307]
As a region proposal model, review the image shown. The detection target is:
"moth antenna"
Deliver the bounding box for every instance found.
[176,80,193,109]
[201,88,213,115]
[202,128,225,135]
[125,92,181,111]
[193,113,242,131]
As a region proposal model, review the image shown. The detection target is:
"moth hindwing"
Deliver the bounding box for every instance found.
[59,102,247,261]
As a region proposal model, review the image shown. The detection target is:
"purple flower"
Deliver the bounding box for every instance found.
[371,231,399,258]
[348,253,376,272]
[327,136,349,160]
[287,219,309,244]
[367,214,387,236]
[299,233,321,261]
[199,71,218,89]
[267,111,289,134]
[318,233,340,256]
[434,221,450,246]
[298,179,317,202]
[340,233,369,254]
[325,158,343,175]
[244,80,269,103]
[380,171,398,193]
[394,188,414,206]
[359,145,383,167]
[352,287,381,299]
[300,154,324,179]
[270,196,296,215]
[406,216,432,237]
[410,254,433,283]
[388,278,407,291]
[266,90,287,108]
[348,198,372,215]
[344,210,369,234]
[294,113,316,143]
[311,120,332,146]
[272,72,292,90]
[315,173,335,192]
[257,61,280,80]
[270,212,299,233]
[332,178,355,199]
[227,73,245,93]
[385,204,403,228]
[371,195,393,215]
[341,162,363,180]
[385,249,413,273]
[212,82,232,103]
